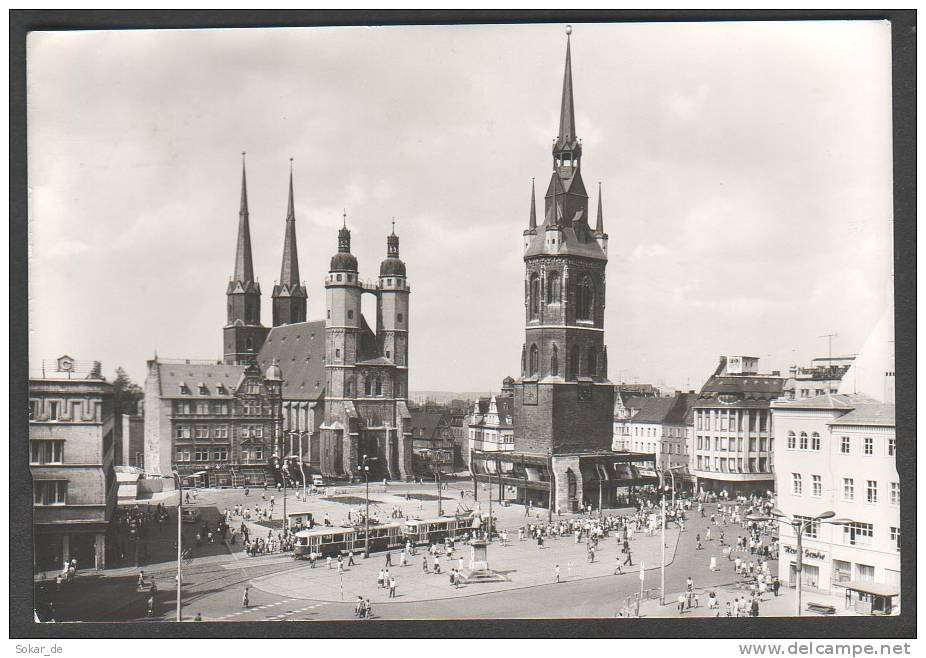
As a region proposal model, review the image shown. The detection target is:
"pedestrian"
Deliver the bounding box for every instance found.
[773,578,780,597]
[686,576,693,592]
[337,556,344,574]
[378,569,385,588]
[147,594,155,618]
[400,550,407,567]
[422,555,429,574]
[389,575,397,598]
[242,587,249,608]
[677,594,686,614]
[348,550,355,567]
[555,563,560,583]
[385,551,392,567]
[614,557,624,575]
[355,596,364,618]
[194,612,203,621]
[327,556,332,570]
[434,556,441,574]
[623,549,633,566]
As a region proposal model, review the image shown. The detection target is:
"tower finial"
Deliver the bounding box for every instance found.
[286,159,295,220]
[342,209,347,229]
[596,181,604,234]
[233,152,254,282]
[391,216,396,235]
[528,177,537,230]
[556,25,576,148]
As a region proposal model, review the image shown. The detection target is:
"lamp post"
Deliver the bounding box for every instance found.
[263,359,284,532]
[287,430,310,501]
[746,509,851,617]
[361,454,378,558]
[172,470,182,622]
[548,447,553,522]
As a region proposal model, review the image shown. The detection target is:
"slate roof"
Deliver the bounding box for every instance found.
[773,393,879,410]
[829,404,895,427]
[665,393,698,424]
[631,397,677,424]
[524,222,606,260]
[155,362,247,399]
[256,320,327,401]
[410,410,451,440]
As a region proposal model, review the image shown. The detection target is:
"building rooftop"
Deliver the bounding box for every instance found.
[772,393,879,410]
[256,320,327,401]
[829,404,895,427]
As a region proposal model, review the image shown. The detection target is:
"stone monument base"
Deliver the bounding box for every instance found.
[461,539,508,584]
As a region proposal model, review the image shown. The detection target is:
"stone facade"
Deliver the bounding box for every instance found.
[29,358,118,571]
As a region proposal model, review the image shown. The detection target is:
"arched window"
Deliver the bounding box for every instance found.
[576,275,594,321]
[787,431,795,449]
[568,345,579,380]
[799,432,808,450]
[245,337,253,352]
[375,377,383,396]
[587,347,597,378]
[529,344,539,377]
[546,271,561,304]
[345,380,353,396]
[811,432,820,451]
[529,274,541,319]
[551,344,559,377]
[521,346,526,377]
[364,377,372,396]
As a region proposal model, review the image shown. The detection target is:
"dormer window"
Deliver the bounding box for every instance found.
[198,382,208,395]
[179,382,190,395]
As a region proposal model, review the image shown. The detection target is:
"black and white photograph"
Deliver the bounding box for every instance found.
[11,10,914,642]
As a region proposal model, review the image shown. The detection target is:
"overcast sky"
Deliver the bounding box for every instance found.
[28,21,894,392]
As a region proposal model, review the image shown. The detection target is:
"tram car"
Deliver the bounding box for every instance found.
[293,522,404,559]
[402,517,475,546]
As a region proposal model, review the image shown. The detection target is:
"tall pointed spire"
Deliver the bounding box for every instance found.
[557,25,576,149]
[279,158,300,286]
[529,178,537,230]
[596,181,604,234]
[233,151,255,283]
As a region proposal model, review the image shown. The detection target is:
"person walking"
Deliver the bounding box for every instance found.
[347,550,355,567]
[242,586,250,609]
[377,569,385,588]
[554,563,560,583]
[400,550,407,567]
[614,557,624,575]
[385,551,393,567]
[677,594,686,614]
[623,548,633,566]
[389,575,397,598]
[422,555,429,574]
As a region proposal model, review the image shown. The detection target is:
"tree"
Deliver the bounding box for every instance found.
[112,367,144,416]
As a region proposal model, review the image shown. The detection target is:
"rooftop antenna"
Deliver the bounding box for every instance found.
[818,333,838,363]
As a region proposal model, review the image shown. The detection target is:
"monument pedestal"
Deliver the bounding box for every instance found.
[461,539,507,583]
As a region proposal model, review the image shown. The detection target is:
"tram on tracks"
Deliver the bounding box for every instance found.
[293,522,404,559]
[293,513,495,559]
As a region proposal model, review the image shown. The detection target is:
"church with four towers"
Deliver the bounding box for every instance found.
[144,158,413,484]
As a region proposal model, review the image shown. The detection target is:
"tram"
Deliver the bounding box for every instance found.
[403,517,473,546]
[293,522,404,559]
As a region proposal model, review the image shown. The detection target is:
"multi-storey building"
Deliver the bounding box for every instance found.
[784,356,855,401]
[30,356,118,571]
[690,356,784,497]
[471,27,655,513]
[468,394,515,457]
[145,159,413,483]
[772,394,898,610]
[612,385,658,451]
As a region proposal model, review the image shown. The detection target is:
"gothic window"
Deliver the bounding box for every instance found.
[529,344,539,378]
[568,345,579,380]
[551,344,559,377]
[364,377,371,396]
[345,380,353,396]
[577,275,594,321]
[521,345,527,377]
[375,377,383,396]
[529,274,541,319]
[246,337,253,352]
[587,347,597,378]
[546,271,561,303]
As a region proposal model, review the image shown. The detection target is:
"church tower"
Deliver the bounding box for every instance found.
[376,221,410,400]
[224,153,269,364]
[513,26,614,469]
[271,160,308,326]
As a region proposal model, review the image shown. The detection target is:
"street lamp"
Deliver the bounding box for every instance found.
[360,454,378,558]
[288,431,310,501]
[263,359,284,533]
[655,466,686,605]
[746,509,851,617]
[171,470,182,622]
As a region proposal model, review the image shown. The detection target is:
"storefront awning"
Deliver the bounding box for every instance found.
[844,580,899,597]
